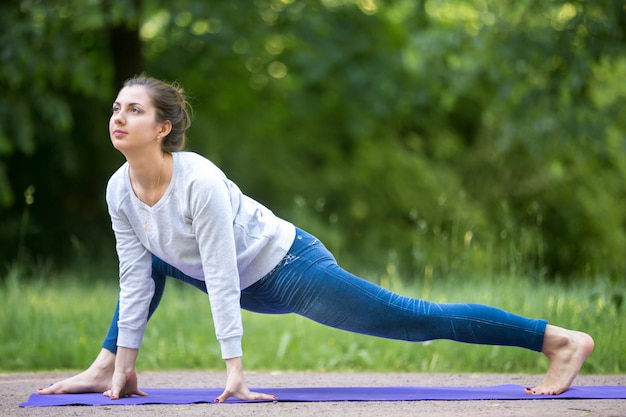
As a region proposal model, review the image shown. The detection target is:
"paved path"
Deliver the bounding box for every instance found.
[2,371,624,417]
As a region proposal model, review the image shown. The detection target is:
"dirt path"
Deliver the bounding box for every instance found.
[2,371,624,417]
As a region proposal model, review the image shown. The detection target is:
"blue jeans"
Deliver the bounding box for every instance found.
[103,228,547,353]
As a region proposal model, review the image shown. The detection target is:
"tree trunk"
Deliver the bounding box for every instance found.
[105,0,145,90]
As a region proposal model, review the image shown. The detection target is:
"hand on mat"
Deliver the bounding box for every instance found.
[215,357,277,403]
[102,346,147,400]
[104,369,147,400]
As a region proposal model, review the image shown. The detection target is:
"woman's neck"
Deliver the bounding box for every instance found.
[128,151,171,206]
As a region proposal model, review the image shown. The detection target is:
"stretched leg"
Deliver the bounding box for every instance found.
[242,228,593,394]
[243,230,546,349]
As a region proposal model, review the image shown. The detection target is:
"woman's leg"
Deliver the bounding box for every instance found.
[241,228,593,394]
[242,229,546,350]
[101,255,207,352]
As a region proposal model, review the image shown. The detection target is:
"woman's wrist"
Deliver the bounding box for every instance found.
[115,346,139,373]
[224,356,244,378]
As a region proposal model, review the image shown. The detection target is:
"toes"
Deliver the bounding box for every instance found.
[524,386,561,395]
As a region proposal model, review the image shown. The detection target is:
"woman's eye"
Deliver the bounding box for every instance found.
[111,105,142,114]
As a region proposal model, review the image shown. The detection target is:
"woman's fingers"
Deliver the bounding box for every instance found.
[249,391,278,401]
[103,388,148,399]
[103,373,148,401]
[102,364,148,400]
[215,389,277,403]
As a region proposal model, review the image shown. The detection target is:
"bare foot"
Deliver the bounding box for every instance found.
[525,325,594,395]
[37,349,115,395]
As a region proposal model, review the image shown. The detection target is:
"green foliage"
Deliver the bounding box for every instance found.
[1,0,625,280]
[1,266,623,373]
[0,0,123,265]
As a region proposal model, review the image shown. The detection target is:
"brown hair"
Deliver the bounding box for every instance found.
[123,74,192,152]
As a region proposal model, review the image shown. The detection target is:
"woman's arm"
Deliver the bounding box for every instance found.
[104,173,153,399]
[188,172,277,402]
[107,173,154,351]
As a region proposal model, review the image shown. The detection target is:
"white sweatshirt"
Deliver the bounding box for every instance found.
[105,151,295,359]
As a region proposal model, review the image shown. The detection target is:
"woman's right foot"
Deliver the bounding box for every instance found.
[37,349,115,395]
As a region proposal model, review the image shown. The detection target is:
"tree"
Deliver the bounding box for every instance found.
[0,0,143,267]
[2,0,625,280]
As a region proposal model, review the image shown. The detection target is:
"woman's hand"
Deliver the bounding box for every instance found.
[104,367,147,399]
[103,347,148,400]
[214,357,277,403]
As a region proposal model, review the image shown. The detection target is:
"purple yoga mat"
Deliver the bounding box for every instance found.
[20,385,626,407]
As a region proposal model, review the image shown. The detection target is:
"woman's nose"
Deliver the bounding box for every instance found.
[113,112,125,124]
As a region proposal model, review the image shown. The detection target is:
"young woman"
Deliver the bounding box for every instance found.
[39,75,593,402]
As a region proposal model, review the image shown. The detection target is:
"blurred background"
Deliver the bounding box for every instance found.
[2,0,625,285]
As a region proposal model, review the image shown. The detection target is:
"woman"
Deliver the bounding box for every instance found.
[39,75,593,402]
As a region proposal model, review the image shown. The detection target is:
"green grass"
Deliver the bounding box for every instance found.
[0,267,623,374]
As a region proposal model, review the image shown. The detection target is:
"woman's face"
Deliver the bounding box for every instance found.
[109,85,165,154]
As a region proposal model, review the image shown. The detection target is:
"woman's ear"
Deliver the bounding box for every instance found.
[160,120,173,137]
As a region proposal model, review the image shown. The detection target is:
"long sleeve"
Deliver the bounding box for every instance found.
[106,176,154,350]
[188,175,244,358]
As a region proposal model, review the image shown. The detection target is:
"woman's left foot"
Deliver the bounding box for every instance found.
[525,326,594,395]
